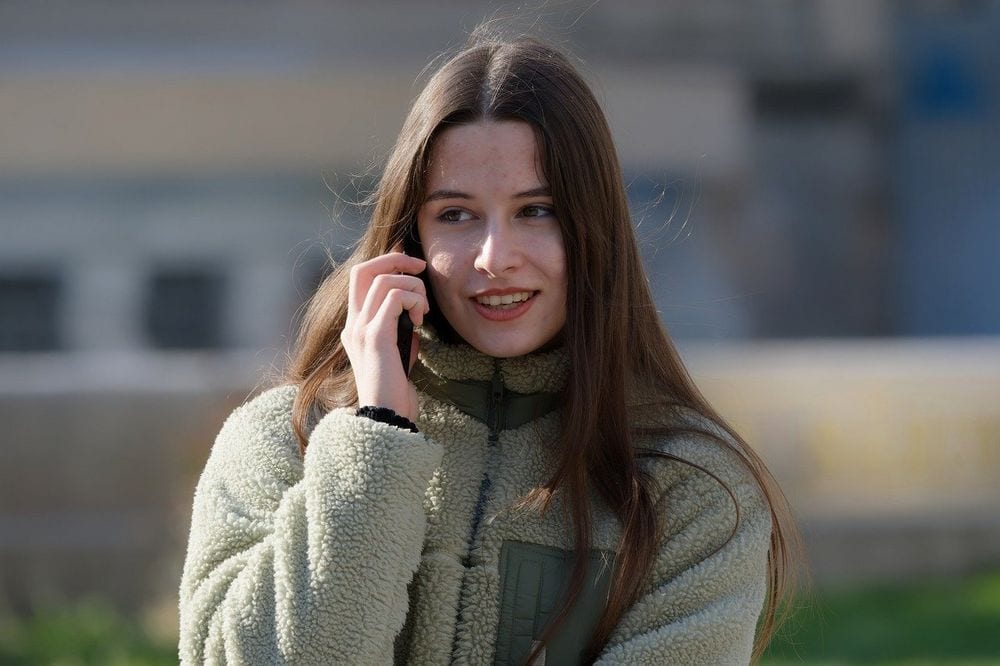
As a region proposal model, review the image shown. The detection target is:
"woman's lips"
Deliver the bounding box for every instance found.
[470,291,537,321]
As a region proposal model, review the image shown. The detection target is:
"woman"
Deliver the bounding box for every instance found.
[179,32,799,665]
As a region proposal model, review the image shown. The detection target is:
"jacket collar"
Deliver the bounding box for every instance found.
[412,325,568,429]
[414,325,568,394]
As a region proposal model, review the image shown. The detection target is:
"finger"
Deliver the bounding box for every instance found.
[358,273,427,328]
[348,252,424,316]
[348,253,426,319]
[372,289,428,342]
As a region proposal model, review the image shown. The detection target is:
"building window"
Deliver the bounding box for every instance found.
[0,273,62,351]
[753,77,862,120]
[145,268,225,349]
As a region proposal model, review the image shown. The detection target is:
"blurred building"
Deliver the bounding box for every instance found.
[0,0,892,352]
[5,1,999,351]
[1,0,998,617]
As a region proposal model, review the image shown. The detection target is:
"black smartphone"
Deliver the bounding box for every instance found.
[397,310,413,379]
[397,231,424,379]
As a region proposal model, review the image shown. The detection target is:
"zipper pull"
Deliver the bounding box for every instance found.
[489,360,504,438]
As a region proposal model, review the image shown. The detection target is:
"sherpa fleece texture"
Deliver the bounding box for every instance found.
[179,329,771,665]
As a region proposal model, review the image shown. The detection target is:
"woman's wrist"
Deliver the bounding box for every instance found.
[355,405,419,433]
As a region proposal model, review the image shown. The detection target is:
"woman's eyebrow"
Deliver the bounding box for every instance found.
[424,189,471,203]
[513,186,551,199]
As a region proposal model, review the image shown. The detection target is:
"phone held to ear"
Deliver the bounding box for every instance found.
[398,234,424,380]
[397,310,413,379]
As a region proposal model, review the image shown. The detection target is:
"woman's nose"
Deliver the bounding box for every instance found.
[473,220,522,277]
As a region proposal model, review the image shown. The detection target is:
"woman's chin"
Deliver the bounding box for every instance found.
[459,331,557,359]
[440,303,566,358]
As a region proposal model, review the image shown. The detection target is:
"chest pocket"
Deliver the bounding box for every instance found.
[494,541,614,666]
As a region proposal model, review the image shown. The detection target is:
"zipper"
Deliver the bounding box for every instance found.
[462,360,504,566]
[451,360,504,659]
[487,358,505,442]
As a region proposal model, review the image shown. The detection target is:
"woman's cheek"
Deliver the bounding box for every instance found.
[427,257,456,304]
[430,251,458,282]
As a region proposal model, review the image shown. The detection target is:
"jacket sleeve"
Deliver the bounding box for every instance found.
[594,431,773,666]
[178,386,443,665]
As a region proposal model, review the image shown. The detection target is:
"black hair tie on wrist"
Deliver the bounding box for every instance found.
[356,405,419,433]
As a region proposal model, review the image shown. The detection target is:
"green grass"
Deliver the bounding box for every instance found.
[0,599,175,666]
[763,569,1000,665]
[1,571,998,665]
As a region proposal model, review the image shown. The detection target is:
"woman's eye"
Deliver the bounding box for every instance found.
[438,208,472,223]
[520,204,554,218]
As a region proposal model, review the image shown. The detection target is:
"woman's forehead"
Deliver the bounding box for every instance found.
[424,120,547,194]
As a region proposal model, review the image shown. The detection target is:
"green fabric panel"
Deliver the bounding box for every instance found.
[411,362,560,429]
[494,541,614,666]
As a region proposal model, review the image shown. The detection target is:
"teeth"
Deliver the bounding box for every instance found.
[476,291,533,306]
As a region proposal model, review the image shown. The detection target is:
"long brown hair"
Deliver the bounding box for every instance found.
[284,29,801,663]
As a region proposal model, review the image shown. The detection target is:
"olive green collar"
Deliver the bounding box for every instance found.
[413,325,567,429]
[411,362,561,430]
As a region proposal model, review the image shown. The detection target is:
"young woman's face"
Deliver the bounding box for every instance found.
[417,120,567,358]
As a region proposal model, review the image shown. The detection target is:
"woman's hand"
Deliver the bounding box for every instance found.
[342,251,429,422]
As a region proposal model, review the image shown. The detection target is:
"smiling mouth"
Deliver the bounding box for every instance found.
[473,291,536,309]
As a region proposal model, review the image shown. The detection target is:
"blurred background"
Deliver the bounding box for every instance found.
[1,0,998,663]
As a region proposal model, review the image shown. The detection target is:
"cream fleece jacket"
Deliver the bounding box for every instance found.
[179,330,771,665]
